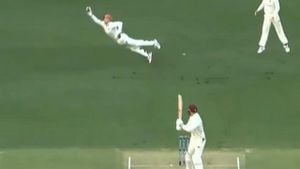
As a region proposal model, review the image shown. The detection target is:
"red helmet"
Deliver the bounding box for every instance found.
[188,104,198,113]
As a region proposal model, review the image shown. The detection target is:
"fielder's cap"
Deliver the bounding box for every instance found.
[188,104,198,113]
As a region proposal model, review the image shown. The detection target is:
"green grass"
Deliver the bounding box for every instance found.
[0,0,300,168]
[122,149,246,169]
[246,149,300,169]
[1,148,300,169]
[0,148,121,169]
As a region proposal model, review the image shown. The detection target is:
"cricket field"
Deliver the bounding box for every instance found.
[0,0,300,168]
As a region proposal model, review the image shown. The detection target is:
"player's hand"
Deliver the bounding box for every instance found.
[176,125,182,131]
[176,119,183,126]
[176,119,183,128]
[176,119,183,131]
[86,6,92,16]
[254,11,258,16]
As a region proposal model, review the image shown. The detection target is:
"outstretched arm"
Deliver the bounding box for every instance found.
[86,6,105,28]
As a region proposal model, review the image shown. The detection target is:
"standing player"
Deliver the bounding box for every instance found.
[255,0,290,54]
[176,104,206,169]
[86,6,161,63]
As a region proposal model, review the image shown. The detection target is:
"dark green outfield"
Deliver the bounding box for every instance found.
[1,0,300,168]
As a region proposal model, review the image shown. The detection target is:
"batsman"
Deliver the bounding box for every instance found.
[176,94,206,169]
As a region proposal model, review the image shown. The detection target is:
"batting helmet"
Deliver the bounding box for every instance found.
[188,104,198,113]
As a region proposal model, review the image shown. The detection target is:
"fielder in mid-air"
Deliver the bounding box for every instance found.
[176,101,206,169]
[86,6,160,63]
[255,0,290,54]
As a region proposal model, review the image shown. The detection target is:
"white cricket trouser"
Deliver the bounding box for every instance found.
[259,14,288,47]
[117,33,155,58]
[185,138,206,169]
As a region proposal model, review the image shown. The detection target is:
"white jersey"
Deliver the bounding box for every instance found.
[103,21,123,40]
[257,0,280,16]
[182,113,206,142]
[90,15,123,40]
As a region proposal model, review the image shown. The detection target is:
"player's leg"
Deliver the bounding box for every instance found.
[258,15,272,53]
[121,33,160,49]
[192,139,206,169]
[185,152,195,169]
[185,143,195,169]
[128,47,149,57]
[272,15,290,53]
[128,46,152,63]
[86,7,105,28]
[117,34,152,63]
[192,153,203,169]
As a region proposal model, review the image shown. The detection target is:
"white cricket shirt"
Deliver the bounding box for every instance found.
[90,15,123,40]
[182,113,206,141]
[102,21,123,40]
[257,0,280,15]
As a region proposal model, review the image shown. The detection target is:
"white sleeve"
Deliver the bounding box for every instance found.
[89,14,105,28]
[256,0,264,12]
[181,118,200,132]
[274,0,280,14]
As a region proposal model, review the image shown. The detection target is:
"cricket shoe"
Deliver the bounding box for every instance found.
[147,52,152,63]
[283,44,290,53]
[154,39,161,49]
[257,46,265,54]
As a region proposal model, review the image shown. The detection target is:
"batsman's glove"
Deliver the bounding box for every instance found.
[176,118,183,131]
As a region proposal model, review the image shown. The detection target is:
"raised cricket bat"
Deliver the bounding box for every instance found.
[178,94,183,119]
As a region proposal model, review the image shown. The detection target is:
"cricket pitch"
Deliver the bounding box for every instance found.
[122,149,246,169]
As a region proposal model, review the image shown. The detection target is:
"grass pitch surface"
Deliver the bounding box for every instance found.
[122,149,245,169]
[0,148,299,169]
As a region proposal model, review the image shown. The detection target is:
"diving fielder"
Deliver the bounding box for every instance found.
[86,6,161,63]
[176,104,206,169]
[255,0,290,53]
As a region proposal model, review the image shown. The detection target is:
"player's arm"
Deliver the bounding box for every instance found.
[86,6,105,28]
[255,0,264,15]
[180,119,200,132]
[273,0,280,15]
